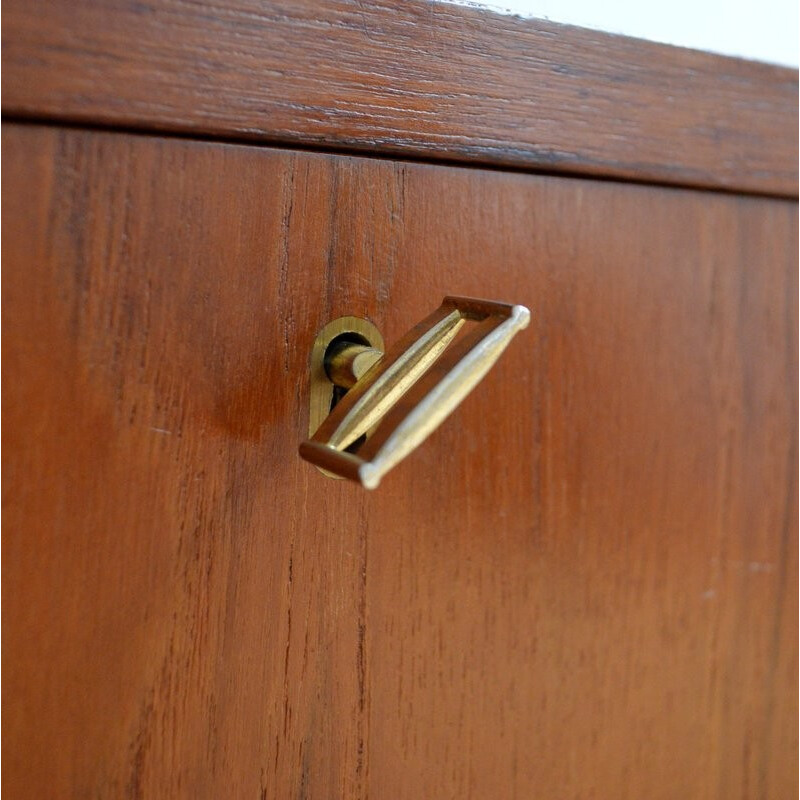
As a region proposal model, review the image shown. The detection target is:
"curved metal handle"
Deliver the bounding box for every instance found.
[299,296,530,489]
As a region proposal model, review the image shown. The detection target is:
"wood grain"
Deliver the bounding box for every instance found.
[3,123,797,798]
[2,0,797,197]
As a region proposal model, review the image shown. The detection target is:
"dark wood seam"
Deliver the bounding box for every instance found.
[4,114,796,203]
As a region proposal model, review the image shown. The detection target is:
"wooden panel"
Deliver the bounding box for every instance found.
[2,0,797,197]
[3,124,797,798]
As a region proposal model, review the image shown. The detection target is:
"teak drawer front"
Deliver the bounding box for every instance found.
[3,124,797,799]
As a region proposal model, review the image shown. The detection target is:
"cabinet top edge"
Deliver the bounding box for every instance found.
[3,0,797,197]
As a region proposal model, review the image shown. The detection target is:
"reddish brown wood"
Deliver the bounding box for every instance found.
[3,124,797,798]
[2,0,797,197]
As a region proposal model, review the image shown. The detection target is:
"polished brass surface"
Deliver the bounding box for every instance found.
[300,297,530,489]
[307,317,385,480]
[325,342,384,390]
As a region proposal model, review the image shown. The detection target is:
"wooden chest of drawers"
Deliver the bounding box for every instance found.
[3,2,797,797]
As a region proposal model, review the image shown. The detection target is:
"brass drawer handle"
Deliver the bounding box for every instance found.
[299,296,530,489]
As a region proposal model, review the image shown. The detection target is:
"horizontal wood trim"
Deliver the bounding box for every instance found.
[2,0,798,196]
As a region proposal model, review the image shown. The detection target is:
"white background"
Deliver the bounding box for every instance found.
[440,0,799,67]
